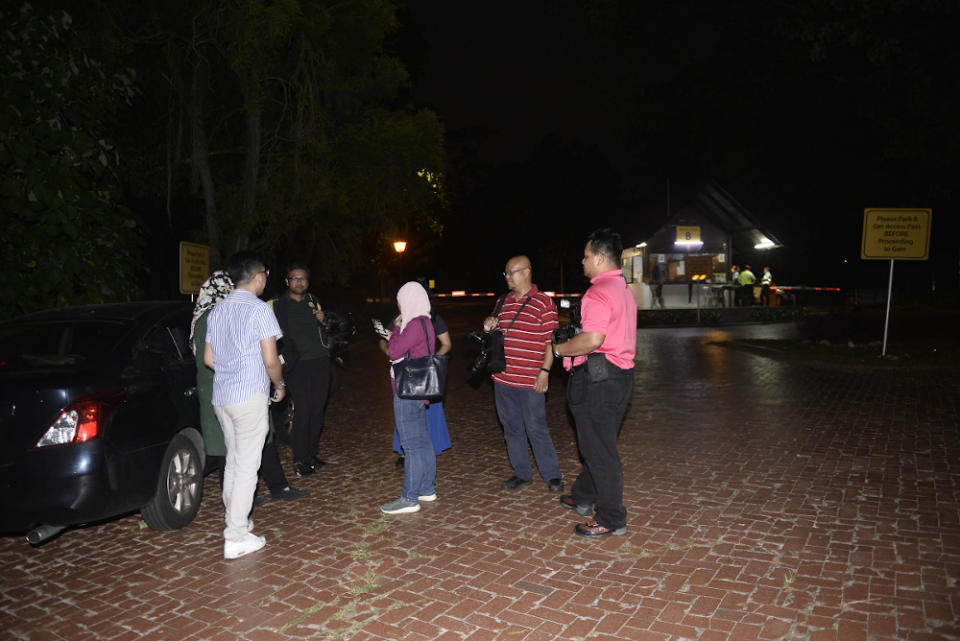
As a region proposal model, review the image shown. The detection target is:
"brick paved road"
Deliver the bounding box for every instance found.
[2,304,958,641]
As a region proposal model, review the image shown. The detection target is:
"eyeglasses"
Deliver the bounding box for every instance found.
[287,276,307,282]
[502,267,530,277]
[259,268,270,278]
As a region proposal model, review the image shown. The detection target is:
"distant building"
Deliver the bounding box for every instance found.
[621,182,782,309]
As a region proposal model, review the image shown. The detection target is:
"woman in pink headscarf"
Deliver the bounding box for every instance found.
[380,281,437,515]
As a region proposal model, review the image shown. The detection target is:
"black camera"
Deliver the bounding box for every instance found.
[552,297,582,344]
[466,330,491,374]
[320,310,356,362]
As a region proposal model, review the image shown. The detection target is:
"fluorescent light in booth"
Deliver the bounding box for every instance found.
[754,237,775,250]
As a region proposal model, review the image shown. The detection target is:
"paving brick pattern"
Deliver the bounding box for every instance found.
[2,309,958,641]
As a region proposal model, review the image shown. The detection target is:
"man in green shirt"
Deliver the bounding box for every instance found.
[269,263,333,477]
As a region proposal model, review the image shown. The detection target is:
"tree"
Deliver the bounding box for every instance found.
[0,4,142,319]
[113,0,446,284]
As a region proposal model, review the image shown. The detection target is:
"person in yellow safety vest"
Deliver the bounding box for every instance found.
[739,265,756,305]
[730,265,740,306]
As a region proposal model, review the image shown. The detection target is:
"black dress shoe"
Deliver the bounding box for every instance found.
[294,461,316,478]
[312,457,328,471]
[559,494,593,516]
[547,478,564,494]
[501,475,532,491]
[270,486,311,501]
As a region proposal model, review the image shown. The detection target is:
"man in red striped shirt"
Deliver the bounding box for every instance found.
[482,256,563,494]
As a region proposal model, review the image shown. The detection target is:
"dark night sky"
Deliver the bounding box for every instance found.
[394,1,958,295]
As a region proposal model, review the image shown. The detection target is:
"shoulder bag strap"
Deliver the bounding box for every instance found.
[403,317,434,360]
[492,294,506,316]
[418,317,434,355]
[504,295,534,331]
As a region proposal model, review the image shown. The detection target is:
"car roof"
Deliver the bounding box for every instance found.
[10,301,192,324]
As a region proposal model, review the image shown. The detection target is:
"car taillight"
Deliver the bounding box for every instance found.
[36,390,126,448]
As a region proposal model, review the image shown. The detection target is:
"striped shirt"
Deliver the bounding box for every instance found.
[491,285,558,390]
[207,289,283,406]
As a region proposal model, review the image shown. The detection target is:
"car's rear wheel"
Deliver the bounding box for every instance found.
[141,433,203,530]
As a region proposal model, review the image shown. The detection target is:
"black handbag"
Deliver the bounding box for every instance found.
[484,294,533,374]
[393,318,448,401]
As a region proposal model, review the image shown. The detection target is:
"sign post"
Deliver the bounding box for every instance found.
[860,209,932,357]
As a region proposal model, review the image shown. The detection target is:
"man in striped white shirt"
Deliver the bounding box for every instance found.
[482,256,563,494]
[204,251,286,559]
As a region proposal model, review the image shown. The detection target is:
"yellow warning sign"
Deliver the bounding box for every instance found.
[861,209,931,260]
[180,242,210,295]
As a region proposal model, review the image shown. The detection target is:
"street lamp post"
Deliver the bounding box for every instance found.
[382,240,407,301]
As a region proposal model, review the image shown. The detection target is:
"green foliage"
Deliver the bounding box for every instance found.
[115,0,446,286]
[233,0,445,281]
[0,3,143,319]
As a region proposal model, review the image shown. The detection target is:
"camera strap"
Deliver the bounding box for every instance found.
[502,295,533,333]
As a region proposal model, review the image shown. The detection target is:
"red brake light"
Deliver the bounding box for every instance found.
[75,402,101,442]
[38,390,126,447]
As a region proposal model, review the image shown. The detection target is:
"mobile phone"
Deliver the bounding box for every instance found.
[372,318,389,338]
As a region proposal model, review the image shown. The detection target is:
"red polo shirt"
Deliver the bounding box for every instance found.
[567,269,637,370]
[491,285,558,390]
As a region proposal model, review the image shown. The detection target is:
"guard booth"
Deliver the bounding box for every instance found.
[621,183,782,309]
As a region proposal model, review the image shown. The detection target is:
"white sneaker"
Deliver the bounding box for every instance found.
[224,533,266,559]
[418,493,437,502]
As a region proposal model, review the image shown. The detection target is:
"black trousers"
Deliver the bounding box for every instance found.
[288,357,332,465]
[259,439,288,494]
[568,364,634,530]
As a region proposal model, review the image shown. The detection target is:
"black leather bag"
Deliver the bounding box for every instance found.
[484,331,507,373]
[586,352,610,382]
[484,294,533,374]
[393,318,448,401]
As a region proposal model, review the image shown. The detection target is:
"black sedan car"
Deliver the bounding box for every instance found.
[0,301,205,544]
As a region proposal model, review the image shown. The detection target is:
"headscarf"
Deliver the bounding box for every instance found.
[396,281,431,332]
[189,270,234,352]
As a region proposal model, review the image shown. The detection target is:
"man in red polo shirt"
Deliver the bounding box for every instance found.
[552,229,637,538]
[482,255,563,494]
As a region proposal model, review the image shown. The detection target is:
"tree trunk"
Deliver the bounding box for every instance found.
[234,65,262,252]
[187,64,222,266]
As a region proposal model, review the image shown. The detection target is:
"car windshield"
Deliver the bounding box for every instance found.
[0,320,129,367]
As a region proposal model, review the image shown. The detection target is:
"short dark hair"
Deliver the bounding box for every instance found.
[227,250,265,286]
[286,262,310,278]
[587,228,623,268]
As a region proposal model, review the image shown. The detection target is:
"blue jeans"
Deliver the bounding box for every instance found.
[494,382,561,482]
[393,395,436,502]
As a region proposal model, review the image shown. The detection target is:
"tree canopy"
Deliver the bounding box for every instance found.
[1,4,142,318]
[2,0,446,318]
